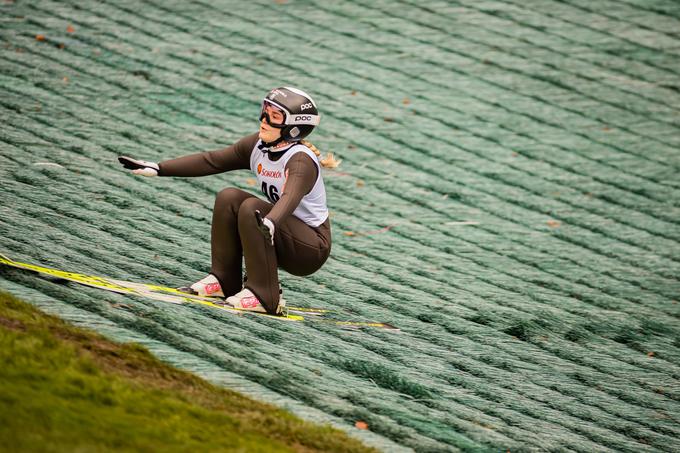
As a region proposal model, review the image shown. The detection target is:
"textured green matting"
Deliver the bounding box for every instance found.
[1,0,679,451]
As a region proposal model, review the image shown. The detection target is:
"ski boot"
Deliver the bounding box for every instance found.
[226,288,286,315]
[177,274,224,298]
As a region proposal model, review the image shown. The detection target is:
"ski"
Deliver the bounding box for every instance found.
[0,253,327,314]
[113,281,332,316]
[0,254,399,330]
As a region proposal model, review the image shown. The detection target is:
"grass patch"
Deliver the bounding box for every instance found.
[0,291,376,452]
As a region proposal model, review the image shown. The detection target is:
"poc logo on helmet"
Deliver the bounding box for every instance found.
[300,102,313,111]
[295,115,312,121]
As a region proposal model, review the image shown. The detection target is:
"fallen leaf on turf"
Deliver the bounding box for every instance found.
[547,220,561,228]
[36,34,45,41]
[67,24,75,33]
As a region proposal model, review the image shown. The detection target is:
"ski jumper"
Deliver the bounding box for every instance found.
[157,133,331,314]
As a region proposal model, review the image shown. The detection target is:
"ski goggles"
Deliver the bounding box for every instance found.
[260,100,287,128]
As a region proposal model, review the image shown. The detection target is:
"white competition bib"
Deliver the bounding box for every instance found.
[250,141,329,227]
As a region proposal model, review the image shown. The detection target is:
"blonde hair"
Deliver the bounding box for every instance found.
[301,139,341,168]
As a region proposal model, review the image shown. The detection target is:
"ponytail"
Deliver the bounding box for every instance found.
[300,139,341,169]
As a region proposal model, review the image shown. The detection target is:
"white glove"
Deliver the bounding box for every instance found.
[118,156,160,177]
[255,210,275,246]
